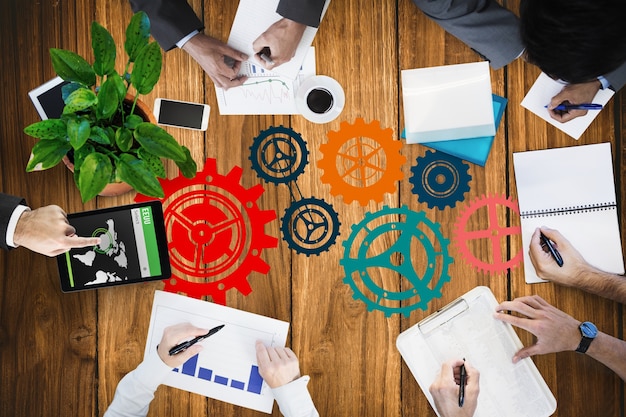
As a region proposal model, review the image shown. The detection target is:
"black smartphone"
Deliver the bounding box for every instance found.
[154,98,210,130]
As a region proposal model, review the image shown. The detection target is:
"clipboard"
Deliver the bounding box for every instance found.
[396,287,556,417]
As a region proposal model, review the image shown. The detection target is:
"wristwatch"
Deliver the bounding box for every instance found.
[575,321,598,354]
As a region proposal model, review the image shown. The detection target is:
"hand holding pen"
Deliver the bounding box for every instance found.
[429,359,480,417]
[157,323,221,368]
[546,80,604,123]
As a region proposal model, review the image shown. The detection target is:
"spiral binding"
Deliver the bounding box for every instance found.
[520,202,616,218]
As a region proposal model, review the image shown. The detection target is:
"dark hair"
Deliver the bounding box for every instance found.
[520,0,626,84]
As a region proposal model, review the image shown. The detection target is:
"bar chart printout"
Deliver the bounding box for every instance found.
[145,291,290,413]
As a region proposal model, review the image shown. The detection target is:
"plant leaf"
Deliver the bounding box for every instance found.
[117,153,164,198]
[26,139,71,171]
[137,148,166,178]
[73,143,95,171]
[108,71,127,100]
[124,114,143,130]
[61,82,82,101]
[130,42,162,95]
[50,48,96,87]
[63,88,97,114]
[78,152,113,202]
[175,146,197,178]
[24,119,67,140]
[91,21,116,76]
[125,11,150,62]
[96,77,120,120]
[133,122,186,161]
[89,126,112,145]
[115,127,133,152]
[67,117,91,149]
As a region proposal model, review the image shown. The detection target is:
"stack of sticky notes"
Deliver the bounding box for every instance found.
[401,62,503,166]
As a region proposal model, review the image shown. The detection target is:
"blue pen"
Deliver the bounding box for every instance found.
[545,103,603,111]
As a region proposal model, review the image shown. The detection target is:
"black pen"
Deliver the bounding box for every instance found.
[458,361,466,407]
[540,233,564,267]
[168,324,225,356]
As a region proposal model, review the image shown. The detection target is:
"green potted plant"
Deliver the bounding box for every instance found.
[23,12,196,203]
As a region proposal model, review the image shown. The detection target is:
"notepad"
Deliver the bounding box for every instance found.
[513,143,624,283]
[401,94,506,166]
[520,72,615,140]
[396,286,556,417]
[227,0,330,80]
[402,61,495,143]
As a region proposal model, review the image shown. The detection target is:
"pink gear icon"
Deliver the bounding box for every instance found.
[135,158,278,304]
[452,194,523,274]
[317,118,406,206]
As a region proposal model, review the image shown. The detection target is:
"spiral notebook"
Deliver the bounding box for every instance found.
[513,142,624,283]
[396,286,556,417]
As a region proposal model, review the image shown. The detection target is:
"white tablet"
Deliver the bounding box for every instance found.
[28,76,70,120]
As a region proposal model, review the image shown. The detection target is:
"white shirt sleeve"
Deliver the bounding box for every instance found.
[103,352,173,417]
[176,30,199,48]
[6,205,30,248]
[271,375,320,417]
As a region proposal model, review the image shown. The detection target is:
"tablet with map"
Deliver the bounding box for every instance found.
[56,201,171,292]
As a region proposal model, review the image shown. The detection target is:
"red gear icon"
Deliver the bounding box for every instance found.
[317,118,406,206]
[452,194,523,274]
[135,158,278,304]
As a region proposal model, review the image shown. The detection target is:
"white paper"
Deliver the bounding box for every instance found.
[397,287,556,417]
[145,291,290,413]
[227,0,330,80]
[216,47,316,115]
[402,62,495,143]
[520,72,615,140]
[513,143,624,283]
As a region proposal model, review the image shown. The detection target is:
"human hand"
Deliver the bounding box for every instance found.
[495,295,580,363]
[182,33,248,89]
[156,323,210,368]
[529,227,593,288]
[546,80,602,123]
[255,340,301,388]
[429,359,479,417]
[13,205,100,257]
[252,18,306,70]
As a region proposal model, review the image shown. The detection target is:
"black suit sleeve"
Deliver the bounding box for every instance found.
[276,0,327,28]
[0,193,26,250]
[129,0,204,51]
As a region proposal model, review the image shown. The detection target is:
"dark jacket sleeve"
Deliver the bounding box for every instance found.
[276,0,327,28]
[605,61,626,91]
[129,0,204,51]
[0,193,26,250]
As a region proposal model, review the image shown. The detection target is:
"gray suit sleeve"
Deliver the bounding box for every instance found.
[0,193,26,250]
[411,0,524,69]
[129,0,204,51]
[605,62,626,91]
[276,0,327,28]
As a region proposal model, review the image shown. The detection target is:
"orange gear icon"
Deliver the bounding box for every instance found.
[317,118,406,206]
[452,194,523,274]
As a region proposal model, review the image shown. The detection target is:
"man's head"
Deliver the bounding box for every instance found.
[520,0,626,84]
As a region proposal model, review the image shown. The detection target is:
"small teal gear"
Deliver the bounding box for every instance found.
[340,205,453,317]
[409,150,471,209]
[249,125,309,184]
[280,197,341,256]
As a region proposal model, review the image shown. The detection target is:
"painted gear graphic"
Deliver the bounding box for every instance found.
[280,197,341,256]
[317,118,406,205]
[340,205,453,317]
[409,150,472,209]
[135,158,278,304]
[453,194,523,274]
[249,125,309,184]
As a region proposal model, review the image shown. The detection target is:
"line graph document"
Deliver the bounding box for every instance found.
[215,47,316,115]
[227,0,330,80]
[144,291,289,413]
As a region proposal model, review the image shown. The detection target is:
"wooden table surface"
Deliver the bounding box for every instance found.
[1,0,624,416]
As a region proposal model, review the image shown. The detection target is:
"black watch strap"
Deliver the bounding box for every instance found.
[575,321,597,354]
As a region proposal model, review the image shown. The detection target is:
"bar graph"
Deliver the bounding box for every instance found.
[174,354,265,395]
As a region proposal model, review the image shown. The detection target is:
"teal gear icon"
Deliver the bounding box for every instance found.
[409,150,471,209]
[249,125,309,184]
[340,205,453,316]
[280,197,341,256]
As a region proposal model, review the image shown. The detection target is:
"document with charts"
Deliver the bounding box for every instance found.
[513,142,624,283]
[144,291,289,413]
[396,286,557,417]
[226,0,330,80]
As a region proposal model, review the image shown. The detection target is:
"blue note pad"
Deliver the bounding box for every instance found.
[402,95,507,166]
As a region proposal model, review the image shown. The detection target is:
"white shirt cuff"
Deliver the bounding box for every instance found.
[7,205,30,248]
[597,76,610,90]
[176,30,200,48]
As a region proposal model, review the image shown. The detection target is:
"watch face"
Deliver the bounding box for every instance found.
[580,321,598,338]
